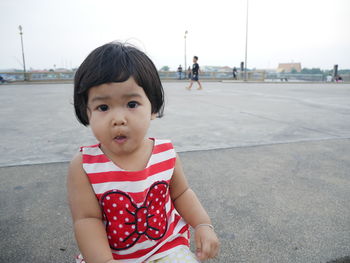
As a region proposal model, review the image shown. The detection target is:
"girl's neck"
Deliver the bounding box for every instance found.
[100,138,154,171]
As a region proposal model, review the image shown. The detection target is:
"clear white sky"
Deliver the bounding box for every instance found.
[1,0,349,71]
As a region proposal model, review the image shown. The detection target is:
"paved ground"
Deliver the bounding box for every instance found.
[0,82,349,262]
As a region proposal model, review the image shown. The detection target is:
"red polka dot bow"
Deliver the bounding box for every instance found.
[101,181,169,250]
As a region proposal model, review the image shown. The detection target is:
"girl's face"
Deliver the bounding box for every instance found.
[87,77,156,157]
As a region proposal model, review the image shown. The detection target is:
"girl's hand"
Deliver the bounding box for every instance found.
[194,225,220,261]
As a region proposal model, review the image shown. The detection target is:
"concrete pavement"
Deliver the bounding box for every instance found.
[0,82,349,262]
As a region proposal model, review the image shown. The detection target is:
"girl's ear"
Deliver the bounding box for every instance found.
[151,113,157,120]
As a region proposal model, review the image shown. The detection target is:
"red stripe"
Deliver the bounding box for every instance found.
[153,236,190,255]
[87,158,175,184]
[83,154,110,164]
[153,143,173,154]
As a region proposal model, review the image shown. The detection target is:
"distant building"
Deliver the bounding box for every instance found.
[277,63,302,73]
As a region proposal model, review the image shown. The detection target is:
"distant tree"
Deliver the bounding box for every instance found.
[160,66,170,71]
[291,68,298,74]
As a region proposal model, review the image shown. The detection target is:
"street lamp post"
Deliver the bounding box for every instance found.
[244,0,249,81]
[184,30,188,79]
[18,25,27,81]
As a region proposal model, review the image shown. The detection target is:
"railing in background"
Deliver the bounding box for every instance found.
[0,71,349,82]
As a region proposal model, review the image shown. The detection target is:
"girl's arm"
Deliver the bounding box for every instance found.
[170,154,219,260]
[67,153,119,263]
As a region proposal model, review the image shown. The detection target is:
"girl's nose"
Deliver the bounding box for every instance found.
[112,112,127,126]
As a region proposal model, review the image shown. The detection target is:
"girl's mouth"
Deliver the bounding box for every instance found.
[114,135,127,144]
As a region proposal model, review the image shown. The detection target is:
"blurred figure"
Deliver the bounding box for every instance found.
[186,56,202,90]
[232,67,237,80]
[177,65,183,80]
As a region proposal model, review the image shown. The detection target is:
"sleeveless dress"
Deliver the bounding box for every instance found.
[78,138,190,263]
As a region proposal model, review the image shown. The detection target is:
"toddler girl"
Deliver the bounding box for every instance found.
[67,42,219,263]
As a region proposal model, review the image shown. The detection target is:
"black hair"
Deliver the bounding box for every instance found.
[193,56,198,60]
[74,42,164,126]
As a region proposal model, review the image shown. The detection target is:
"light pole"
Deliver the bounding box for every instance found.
[244,0,249,81]
[184,30,188,79]
[18,25,27,81]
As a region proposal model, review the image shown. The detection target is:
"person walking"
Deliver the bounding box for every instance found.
[186,56,202,90]
[177,65,183,80]
[232,67,237,80]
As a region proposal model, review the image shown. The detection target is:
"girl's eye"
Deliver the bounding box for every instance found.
[127,101,139,109]
[97,104,109,112]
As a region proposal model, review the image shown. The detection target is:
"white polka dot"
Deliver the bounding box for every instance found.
[132,225,135,229]
[158,222,161,226]
[119,197,123,201]
[112,203,117,207]
[161,214,163,218]
[144,223,147,226]
[119,237,123,241]
[113,230,117,234]
[102,202,105,206]
[160,191,163,194]
[155,186,158,189]
[138,218,142,222]
[106,196,110,200]
[114,243,117,247]
[125,231,130,235]
[113,216,117,220]
[119,224,123,228]
[108,235,111,239]
[163,195,166,198]
[126,204,129,208]
[151,206,154,209]
[156,210,160,214]
[108,222,112,226]
[119,211,123,215]
[156,198,159,202]
[125,217,129,222]
[133,238,136,241]
[154,218,157,222]
[159,202,162,205]
[143,210,147,214]
[156,231,159,234]
[107,209,111,213]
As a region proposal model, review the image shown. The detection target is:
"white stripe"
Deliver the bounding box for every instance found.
[154,139,170,146]
[146,149,175,168]
[81,139,171,157]
[83,149,175,174]
[92,168,174,194]
[145,245,191,262]
[82,146,101,156]
[83,161,122,173]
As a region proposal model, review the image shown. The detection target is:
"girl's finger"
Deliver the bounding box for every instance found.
[199,240,211,260]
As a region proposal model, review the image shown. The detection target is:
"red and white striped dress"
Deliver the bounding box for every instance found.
[77,138,190,263]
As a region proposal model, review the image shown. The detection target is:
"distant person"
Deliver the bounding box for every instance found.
[68,42,219,263]
[232,67,237,80]
[0,75,7,83]
[335,75,343,82]
[187,66,191,79]
[186,56,202,90]
[177,64,183,80]
[326,74,332,82]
